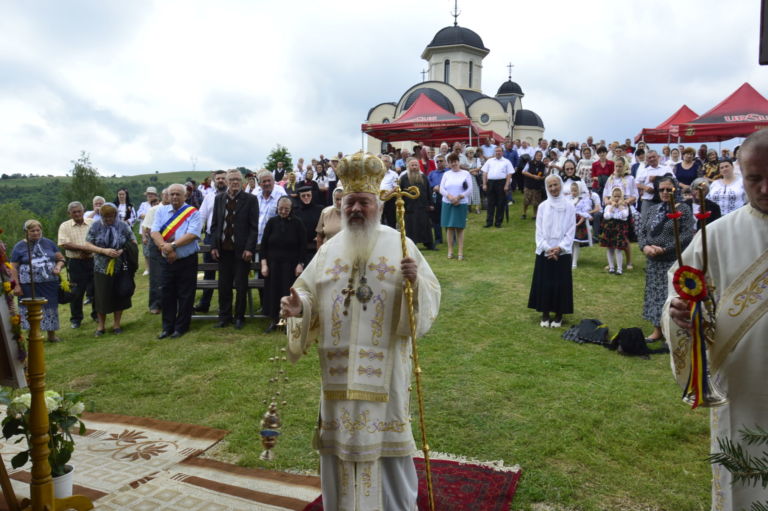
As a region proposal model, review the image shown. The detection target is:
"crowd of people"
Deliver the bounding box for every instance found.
[3,133,764,511]
[5,136,747,344]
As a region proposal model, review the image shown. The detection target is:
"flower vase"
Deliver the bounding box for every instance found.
[52,464,74,499]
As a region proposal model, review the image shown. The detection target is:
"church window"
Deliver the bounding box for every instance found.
[443,59,450,83]
[480,113,490,124]
[469,61,473,88]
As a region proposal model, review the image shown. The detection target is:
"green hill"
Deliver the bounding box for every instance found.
[0,171,215,244]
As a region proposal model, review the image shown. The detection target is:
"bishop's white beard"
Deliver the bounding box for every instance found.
[340,213,380,264]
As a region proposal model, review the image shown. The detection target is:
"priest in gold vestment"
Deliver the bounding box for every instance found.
[663,129,768,511]
[281,152,441,510]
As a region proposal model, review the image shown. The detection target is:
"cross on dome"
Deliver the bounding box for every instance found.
[451,0,461,26]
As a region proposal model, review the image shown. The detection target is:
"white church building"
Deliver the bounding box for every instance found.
[365,21,545,154]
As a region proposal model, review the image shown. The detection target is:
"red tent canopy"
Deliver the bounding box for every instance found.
[362,93,481,144]
[671,83,768,142]
[634,105,698,143]
[479,130,505,145]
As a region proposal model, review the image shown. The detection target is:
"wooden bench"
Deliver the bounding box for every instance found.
[194,244,265,319]
[193,241,317,320]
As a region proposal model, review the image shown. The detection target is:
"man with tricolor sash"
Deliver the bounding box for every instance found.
[151,183,202,339]
[663,129,768,511]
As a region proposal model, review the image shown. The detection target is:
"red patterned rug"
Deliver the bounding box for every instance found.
[303,455,521,511]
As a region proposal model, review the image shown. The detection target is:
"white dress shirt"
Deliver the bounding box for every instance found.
[481,157,515,180]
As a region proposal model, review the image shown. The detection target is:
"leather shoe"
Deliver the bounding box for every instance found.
[157,330,172,339]
[215,320,230,328]
[264,322,277,334]
[193,304,209,313]
[170,331,184,339]
[234,319,245,330]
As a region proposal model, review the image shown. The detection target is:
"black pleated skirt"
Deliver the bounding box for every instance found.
[527,253,574,315]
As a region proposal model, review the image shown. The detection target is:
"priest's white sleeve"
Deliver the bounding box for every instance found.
[286,264,321,364]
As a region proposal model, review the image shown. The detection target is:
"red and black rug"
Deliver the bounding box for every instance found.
[303,456,521,511]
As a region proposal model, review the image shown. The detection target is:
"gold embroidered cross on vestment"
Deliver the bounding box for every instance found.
[368,256,395,281]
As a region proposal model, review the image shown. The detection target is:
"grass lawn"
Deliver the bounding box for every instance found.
[41,198,710,510]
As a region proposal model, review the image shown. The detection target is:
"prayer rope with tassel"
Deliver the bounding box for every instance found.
[667,189,725,409]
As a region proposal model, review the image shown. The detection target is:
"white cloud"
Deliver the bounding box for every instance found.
[0,0,765,175]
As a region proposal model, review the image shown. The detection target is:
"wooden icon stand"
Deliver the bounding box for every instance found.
[0,298,93,511]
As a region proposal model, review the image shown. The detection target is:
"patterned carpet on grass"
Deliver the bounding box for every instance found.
[1,413,519,510]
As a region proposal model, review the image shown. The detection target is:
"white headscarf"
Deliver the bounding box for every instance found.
[569,180,589,211]
[538,175,574,250]
[544,174,567,210]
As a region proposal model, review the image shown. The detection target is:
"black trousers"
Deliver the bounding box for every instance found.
[197,232,216,309]
[217,250,250,321]
[147,243,163,310]
[67,258,95,323]
[381,199,397,228]
[160,253,198,334]
[486,179,506,226]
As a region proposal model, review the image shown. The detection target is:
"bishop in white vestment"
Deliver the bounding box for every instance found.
[663,129,768,511]
[282,152,441,511]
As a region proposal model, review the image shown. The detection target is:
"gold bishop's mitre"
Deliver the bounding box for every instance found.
[335,151,386,196]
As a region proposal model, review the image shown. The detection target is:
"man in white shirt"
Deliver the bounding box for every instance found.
[480,137,497,159]
[452,142,470,169]
[143,189,170,314]
[379,155,399,228]
[136,187,160,275]
[636,150,672,209]
[518,140,536,160]
[481,146,514,228]
[538,139,549,157]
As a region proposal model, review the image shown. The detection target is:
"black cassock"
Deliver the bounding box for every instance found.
[398,173,434,245]
[260,215,307,322]
[294,201,324,264]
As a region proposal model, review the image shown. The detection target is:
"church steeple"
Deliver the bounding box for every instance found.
[421,14,489,92]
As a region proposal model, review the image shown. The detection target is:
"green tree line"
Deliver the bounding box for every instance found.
[0,152,211,246]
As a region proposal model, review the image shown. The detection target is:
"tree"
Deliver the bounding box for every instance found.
[264,145,293,172]
[62,151,107,207]
[0,201,42,245]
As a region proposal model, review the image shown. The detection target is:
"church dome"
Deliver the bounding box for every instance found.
[497,80,523,96]
[426,26,488,51]
[402,88,456,114]
[515,109,544,128]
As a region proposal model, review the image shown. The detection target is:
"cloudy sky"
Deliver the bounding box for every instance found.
[1,0,765,175]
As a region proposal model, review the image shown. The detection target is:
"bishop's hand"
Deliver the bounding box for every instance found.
[401,257,417,285]
[280,287,302,318]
